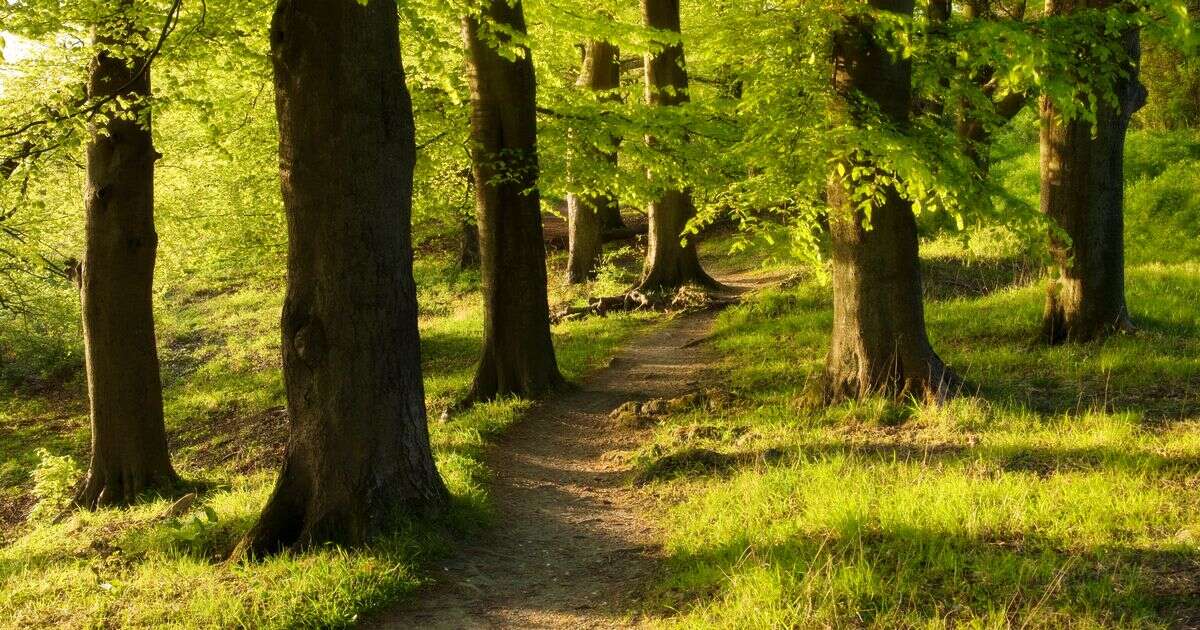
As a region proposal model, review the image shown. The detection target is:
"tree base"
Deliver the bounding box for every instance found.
[74,466,182,510]
[821,353,963,405]
[1042,301,1136,346]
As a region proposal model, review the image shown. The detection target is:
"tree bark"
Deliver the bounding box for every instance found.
[567,39,622,284]
[1040,0,1146,344]
[461,0,564,402]
[637,0,717,292]
[823,0,960,402]
[75,4,178,509]
[239,0,448,555]
[458,216,481,270]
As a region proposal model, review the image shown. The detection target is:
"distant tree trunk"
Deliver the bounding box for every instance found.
[954,0,1029,175]
[458,216,481,269]
[239,0,448,555]
[461,0,563,402]
[567,39,621,284]
[1040,1,1146,344]
[823,0,960,402]
[75,5,178,509]
[637,0,717,292]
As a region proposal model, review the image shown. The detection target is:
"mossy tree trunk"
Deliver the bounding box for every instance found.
[462,0,564,402]
[76,3,178,509]
[567,39,622,284]
[1040,0,1146,344]
[637,0,717,292]
[239,0,448,555]
[823,0,960,402]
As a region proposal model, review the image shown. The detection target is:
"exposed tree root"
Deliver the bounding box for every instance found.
[551,284,739,324]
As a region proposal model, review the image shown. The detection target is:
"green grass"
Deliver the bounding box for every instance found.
[634,129,1200,628]
[0,251,656,628]
[3,127,1199,628]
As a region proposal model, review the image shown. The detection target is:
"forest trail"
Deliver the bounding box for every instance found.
[368,271,774,629]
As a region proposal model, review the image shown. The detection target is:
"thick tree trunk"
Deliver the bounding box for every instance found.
[240,0,448,555]
[823,0,960,402]
[637,0,716,292]
[461,0,564,402]
[567,39,622,284]
[75,7,178,509]
[1040,2,1145,344]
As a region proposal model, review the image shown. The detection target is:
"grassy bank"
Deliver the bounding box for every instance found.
[635,129,1200,628]
[0,252,655,628]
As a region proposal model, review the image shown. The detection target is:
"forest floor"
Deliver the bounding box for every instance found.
[369,270,777,629]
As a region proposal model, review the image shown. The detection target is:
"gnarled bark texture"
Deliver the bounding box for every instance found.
[823,0,960,402]
[567,39,622,284]
[637,0,716,292]
[462,0,564,401]
[1040,0,1146,344]
[240,0,448,555]
[76,7,178,509]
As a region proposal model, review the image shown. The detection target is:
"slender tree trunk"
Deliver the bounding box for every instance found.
[1040,0,1146,344]
[239,0,448,555]
[823,0,960,402]
[75,5,178,509]
[461,0,564,402]
[637,0,716,292]
[567,39,621,284]
[458,216,481,269]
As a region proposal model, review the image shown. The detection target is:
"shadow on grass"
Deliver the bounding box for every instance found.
[921,254,1040,302]
[655,525,1200,627]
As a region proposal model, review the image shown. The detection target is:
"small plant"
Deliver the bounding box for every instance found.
[28,448,79,522]
[165,505,220,546]
[593,246,638,295]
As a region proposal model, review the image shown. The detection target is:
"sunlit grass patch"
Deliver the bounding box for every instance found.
[640,232,1200,627]
[0,251,659,627]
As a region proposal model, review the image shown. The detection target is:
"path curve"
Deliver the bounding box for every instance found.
[368,273,770,629]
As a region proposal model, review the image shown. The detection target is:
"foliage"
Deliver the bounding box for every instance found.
[27,448,78,523]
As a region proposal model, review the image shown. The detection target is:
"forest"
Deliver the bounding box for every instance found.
[1,0,1199,627]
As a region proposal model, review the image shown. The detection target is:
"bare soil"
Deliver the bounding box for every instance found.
[368,274,769,629]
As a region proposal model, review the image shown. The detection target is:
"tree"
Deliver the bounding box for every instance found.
[1040,0,1146,344]
[822,0,961,402]
[75,1,179,509]
[239,0,447,555]
[461,0,564,402]
[953,0,1030,174]
[637,0,718,292]
[566,39,622,284]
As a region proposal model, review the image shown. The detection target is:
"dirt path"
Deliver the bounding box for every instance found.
[368,275,768,629]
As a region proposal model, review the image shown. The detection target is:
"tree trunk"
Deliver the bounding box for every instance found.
[461,0,564,402]
[567,39,622,284]
[239,0,448,555]
[458,216,481,270]
[823,0,960,402]
[1040,1,1145,344]
[637,0,716,292]
[75,5,178,509]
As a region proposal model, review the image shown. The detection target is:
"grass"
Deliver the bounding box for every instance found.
[3,127,1199,628]
[633,129,1200,628]
[0,249,656,628]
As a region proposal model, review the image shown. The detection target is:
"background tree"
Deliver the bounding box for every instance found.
[460,0,564,402]
[75,0,178,508]
[637,0,718,292]
[823,0,961,401]
[566,39,622,284]
[239,0,447,554]
[1040,0,1147,343]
